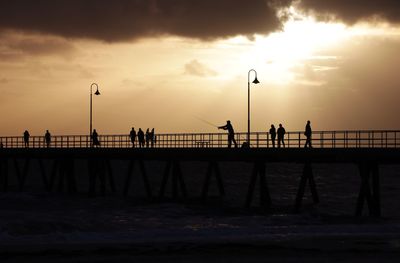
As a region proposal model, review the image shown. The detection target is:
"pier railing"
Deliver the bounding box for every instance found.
[1,130,400,149]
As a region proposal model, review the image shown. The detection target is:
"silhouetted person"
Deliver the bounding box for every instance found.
[138,128,145,148]
[23,130,30,148]
[269,124,276,148]
[92,129,100,147]
[277,124,286,148]
[150,128,155,148]
[129,127,136,148]
[44,130,51,148]
[145,128,150,148]
[304,120,312,148]
[218,120,237,148]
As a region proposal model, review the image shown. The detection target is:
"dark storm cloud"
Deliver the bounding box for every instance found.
[0,0,291,42]
[299,0,400,23]
[0,32,76,60]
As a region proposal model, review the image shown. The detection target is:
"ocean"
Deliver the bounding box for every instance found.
[0,161,400,262]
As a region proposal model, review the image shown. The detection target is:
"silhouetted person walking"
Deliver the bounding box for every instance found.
[129,127,136,148]
[145,128,150,148]
[92,129,100,147]
[269,124,276,148]
[23,130,30,148]
[304,120,312,148]
[138,128,145,148]
[218,120,237,148]
[44,130,51,148]
[150,128,155,148]
[277,124,286,148]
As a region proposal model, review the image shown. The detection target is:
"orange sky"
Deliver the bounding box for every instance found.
[1,1,400,135]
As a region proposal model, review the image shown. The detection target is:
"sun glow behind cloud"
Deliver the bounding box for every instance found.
[221,14,349,86]
[1,6,400,135]
[218,8,399,87]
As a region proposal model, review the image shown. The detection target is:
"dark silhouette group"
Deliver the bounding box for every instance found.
[19,121,311,149]
[216,120,312,149]
[269,121,312,148]
[130,127,155,148]
[269,124,286,148]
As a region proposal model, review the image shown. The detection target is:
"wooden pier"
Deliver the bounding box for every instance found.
[1,146,400,217]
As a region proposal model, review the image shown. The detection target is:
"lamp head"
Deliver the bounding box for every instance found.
[252,77,260,84]
[94,88,100,95]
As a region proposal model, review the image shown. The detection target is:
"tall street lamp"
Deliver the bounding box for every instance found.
[247,69,260,145]
[90,83,100,146]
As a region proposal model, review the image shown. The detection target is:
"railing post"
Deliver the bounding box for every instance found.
[256,133,259,148]
[333,131,335,148]
[321,132,324,148]
[386,131,388,148]
[298,132,300,148]
[368,131,371,148]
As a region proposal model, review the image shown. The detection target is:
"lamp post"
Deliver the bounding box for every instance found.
[247,69,260,145]
[90,83,100,146]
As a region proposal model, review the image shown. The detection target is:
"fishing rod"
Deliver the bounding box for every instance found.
[193,116,219,128]
[194,116,255,147]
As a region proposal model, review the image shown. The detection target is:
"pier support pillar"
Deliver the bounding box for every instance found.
[159,160,187,200]
[0,158,9,191]
[202,161,225,201]
[50,158,77,194]
[13,158,30,191]
[245,162,271,210]
[356,162,380,217]
[88,159,115,197]
[295,162,319,212]
[124,159,152,199]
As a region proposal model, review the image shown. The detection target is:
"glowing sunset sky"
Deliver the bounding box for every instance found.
[1,0,400,135]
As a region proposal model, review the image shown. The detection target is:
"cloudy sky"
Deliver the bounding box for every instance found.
[1,0,400,135]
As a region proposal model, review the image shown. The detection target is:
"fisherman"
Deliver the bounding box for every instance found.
[218,120,238,148]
